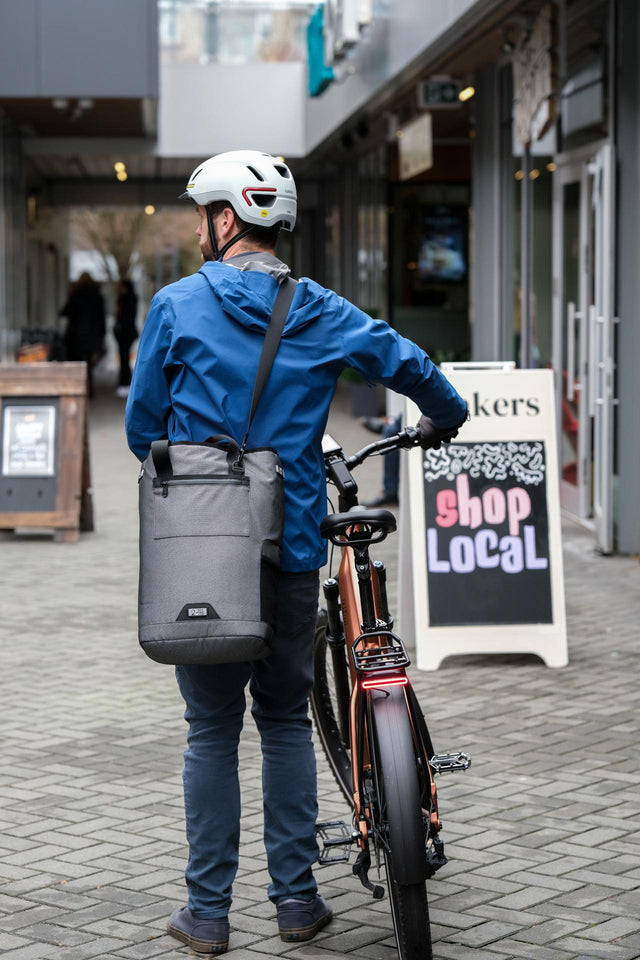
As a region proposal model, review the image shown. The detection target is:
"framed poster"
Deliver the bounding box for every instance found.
[398,366,568,669]
[2,404,56,477]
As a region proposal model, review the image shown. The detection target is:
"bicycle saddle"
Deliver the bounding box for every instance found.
[320,508,397,546]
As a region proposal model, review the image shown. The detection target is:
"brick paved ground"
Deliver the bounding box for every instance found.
[0,379,639,960]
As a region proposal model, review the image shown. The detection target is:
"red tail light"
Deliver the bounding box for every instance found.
[361,675,409,690]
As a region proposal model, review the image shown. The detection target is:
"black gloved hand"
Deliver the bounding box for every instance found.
[416,405,469,450]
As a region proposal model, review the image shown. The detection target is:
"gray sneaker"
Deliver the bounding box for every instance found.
[276,894,333,942]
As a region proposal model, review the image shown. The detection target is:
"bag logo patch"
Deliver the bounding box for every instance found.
[176,603,220,621]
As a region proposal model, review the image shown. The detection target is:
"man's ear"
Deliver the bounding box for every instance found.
[220,207,237,239]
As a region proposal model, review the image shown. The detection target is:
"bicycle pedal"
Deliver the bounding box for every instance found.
[429,751,471,773]
[315,820,356,864]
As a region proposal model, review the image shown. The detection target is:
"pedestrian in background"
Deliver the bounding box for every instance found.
[125,150,467,955]
[114,278,138,397]
[60,271,106,397]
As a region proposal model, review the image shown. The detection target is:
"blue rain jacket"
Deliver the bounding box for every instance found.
[125,258,467,571]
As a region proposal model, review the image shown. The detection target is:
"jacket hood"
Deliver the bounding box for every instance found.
[198,254,327,334]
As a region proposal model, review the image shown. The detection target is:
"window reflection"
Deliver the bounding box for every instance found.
[159,0,313,65]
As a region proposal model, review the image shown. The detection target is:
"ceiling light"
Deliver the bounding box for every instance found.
[458,85,475,102]
[529,168,541,180]
[145,204,156,215]
[114,161,126,173]
[546,162,557,172]
[117,171,128,182]
[515,170,524,181]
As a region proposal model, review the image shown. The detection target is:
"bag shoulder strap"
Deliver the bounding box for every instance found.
[240,276,296,457]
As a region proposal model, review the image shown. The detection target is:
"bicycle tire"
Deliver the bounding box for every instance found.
[369,687,433,960]
[310,609,353,801]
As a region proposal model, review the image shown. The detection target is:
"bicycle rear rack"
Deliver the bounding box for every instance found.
[351,630,411,674]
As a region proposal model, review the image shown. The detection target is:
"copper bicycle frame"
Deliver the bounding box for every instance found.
[334,528,441,850]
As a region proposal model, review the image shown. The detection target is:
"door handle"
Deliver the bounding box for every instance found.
[566,302,581,402]
[588,304,607,417]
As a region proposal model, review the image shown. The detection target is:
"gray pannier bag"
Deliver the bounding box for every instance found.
[137,277,296,665]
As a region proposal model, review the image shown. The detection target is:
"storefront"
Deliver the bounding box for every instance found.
[314,0,640,552]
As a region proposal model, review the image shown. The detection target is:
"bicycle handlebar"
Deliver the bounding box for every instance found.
[323,422,448,509]
[344,425,422,470]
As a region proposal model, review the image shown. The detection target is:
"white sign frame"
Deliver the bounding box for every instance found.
[399,367,567,670]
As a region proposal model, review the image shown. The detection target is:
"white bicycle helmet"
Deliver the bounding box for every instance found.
[181,150,297,232]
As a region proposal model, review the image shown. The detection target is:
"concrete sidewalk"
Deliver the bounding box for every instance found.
[0,381,639,960]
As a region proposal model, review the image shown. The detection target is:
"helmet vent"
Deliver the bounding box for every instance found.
[247,165,264,182]
[274,164,290,179]
[191,167,203,181]
[255,194,276,208]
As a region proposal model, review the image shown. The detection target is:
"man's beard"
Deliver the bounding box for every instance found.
[200,240,214,262]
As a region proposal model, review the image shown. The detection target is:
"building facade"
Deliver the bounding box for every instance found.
[299,0,639,557]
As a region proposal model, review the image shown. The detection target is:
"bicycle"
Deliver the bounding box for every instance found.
[311,425,471,960]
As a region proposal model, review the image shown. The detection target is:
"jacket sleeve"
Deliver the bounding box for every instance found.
[338,301,467,429]
[125,294,173,460]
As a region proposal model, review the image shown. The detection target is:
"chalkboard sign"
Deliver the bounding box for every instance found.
[0,363,92,542]
[424,440,552,626]
[398,367,567,669]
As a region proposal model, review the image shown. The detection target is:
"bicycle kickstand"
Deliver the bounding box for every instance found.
[353,848,385,900]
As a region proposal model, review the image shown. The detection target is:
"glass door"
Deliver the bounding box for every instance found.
[588,144,616,554]
[553,162,589,518]
[552,144,616,552]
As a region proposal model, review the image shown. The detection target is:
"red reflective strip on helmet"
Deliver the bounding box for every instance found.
[361,676,409,690]
[241,186,277,207]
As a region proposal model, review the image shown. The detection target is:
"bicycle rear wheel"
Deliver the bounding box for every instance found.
[310,609,353,801]
[369,687,433,960]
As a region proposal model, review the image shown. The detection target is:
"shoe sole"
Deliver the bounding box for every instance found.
[167,921,228,954]
[278,910,333,942]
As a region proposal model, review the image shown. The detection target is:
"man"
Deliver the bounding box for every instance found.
[125,150,467,955]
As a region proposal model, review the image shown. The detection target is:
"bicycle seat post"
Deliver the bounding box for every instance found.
[372,560,392,629]
[352,543,377,632]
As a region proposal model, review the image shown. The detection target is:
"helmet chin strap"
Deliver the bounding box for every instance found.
[204,205,255,262]
[217,226,256,261]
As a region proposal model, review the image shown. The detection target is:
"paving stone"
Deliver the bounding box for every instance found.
[551,938,639,959]
[429,908,484,930]
[490,888,559,911]
[511,918,589,943]
[577,917,640,941]
[488,941,581,959]
[0,934,31,951]
[436,944,515,960]
[445,920,524,946]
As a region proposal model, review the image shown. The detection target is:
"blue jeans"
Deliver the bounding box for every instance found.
[175,570,320,919]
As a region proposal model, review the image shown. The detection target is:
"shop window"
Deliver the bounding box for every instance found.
[390,183,470,360]
[500,64,553,369]
[159,0,313,65]
[356,148,388,320]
